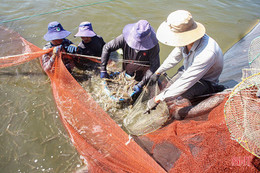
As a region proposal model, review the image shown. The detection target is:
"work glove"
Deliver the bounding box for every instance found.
[130,84,142,100]
[133,84,142,94]
[144,97,159,114]
[67,44,77,53]
[109,71,120,78]
[100,71,109,79]
[149,72,160,85]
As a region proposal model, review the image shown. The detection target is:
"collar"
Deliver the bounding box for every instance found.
[190,36,202,52]
[181,35,203,56]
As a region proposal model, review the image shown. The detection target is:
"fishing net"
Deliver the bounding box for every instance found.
[248,36,260,69]
[124,78,169,136]
[0,26,165,172]
[224,73,260,158]
[0,26,52,69]
[224,36,260,159]
[1,25,260,173]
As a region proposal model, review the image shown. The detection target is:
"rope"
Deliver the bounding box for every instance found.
[249,53,260,65]
[0,0,115,24]
[63,52,150,67]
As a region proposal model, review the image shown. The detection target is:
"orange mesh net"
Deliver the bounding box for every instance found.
[136,95,259,172]
[46,53,165,172]
[0,26,52,68]
[0,26,165,172]
[1,26,259,172]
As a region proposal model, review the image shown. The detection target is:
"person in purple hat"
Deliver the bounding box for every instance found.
[42,21,78,72]
[100,20,160,99]
[74,21,105,70]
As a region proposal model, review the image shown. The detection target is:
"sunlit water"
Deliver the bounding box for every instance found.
[0,0,260,172]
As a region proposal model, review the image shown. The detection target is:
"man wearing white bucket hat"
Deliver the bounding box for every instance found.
[145,10,225,117]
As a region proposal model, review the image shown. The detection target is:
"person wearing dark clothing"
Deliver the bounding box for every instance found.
[74,21,105,70]
[100,20,160,98]
[42,21,77,72]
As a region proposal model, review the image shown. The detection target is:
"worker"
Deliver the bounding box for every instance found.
[42,21,77,72]
[100,20,160,99]
[74,21,105,70]
[146,10,225,118]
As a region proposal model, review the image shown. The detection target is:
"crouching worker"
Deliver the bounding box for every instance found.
[100,20,160,100]
[42,21,77,72]
[74,21,105,70]
[145,10,225,119]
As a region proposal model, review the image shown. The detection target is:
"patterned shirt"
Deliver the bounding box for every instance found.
[41,39,73,72]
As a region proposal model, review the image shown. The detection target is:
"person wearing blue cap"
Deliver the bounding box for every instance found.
[74,21,105,70]
[100,20,160,100]
[42,21,77,72]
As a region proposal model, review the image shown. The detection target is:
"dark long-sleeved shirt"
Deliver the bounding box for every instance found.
[75,35,105,70]
[77,35,105,56]
[101,34,160,86]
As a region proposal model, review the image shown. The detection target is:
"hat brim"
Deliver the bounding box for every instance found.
[123,23,158,50]
[44,30,71,41]
[156,21,205,47]
[74,30,96,37]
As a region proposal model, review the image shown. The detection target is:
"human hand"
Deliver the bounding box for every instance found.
[144,97,160,114]
[130,84,142,100]
[67,44,77,53]
[53,45,62,55]
[109,71,120,78]
[133,84,142,93]
[100,71,109,79]
[149,72,160,85]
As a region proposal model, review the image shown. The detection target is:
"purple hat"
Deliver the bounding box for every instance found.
[44,21,71,41]
[74,22,97,37]
[122,20,158,50]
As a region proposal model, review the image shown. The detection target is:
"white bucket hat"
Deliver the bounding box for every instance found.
[156,10,206,47]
